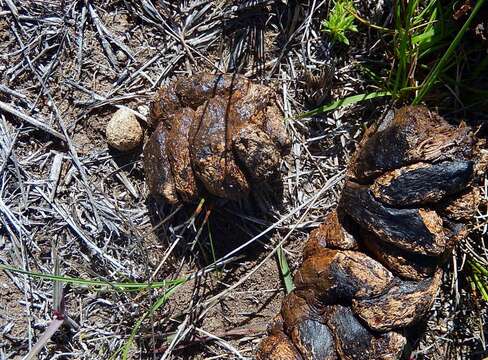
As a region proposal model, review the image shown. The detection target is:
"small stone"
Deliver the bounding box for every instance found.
[137,105,149,116]
[106,108,143,151]
[116,50,127,63]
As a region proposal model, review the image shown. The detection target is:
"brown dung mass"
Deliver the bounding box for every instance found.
[143,73,290,204]
[257,106,484,360]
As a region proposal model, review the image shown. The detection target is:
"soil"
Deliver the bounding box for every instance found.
[0,1,486,360]
[0,272,28,359]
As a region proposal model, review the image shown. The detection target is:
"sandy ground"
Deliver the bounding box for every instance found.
[0,1,487,359]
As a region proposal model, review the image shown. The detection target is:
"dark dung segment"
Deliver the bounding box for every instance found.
[230,82,271,125]
[333,250,394,299]
[294,249,393,303]
[175,73,248,109]
[256,330,304,360]
[303,211,358,259]
[290,319,338,360]
[281,292,325,331]
[143,122,178,204]
[352,270,443,331]
[229,83,290,155]
[148,82,180,128]
[443,187,482,221]
[341,181,446,256]
[166,107,199,202]
[325,305,407,360]
[264,103,292,151]
[189,97,249,200]
[361,231,438,280]
[280,292,338,359]
[371,160,474,207]
[348,105,475,182]
[233,124,281,182]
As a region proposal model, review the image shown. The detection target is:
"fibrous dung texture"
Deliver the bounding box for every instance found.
[143,73,290,204]
[257,106,484,360]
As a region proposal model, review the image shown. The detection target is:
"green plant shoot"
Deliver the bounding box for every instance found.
[321,0,358,45]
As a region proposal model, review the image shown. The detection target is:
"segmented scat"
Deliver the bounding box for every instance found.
[257,106,482,360]
[143,73,290,203]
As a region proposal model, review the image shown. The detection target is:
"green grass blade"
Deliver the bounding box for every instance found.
[414,0,438,25]
[406,0,419,28]
[473,272,488,301]
[470,260,488,277]
[297,91,391,118]
[0,264,185,291]
[394,28,410,93]
[276,246,294,294]
[468,261,488,301]
[120,283,182,359]
[413,0,487,104]
[357,64,383,83]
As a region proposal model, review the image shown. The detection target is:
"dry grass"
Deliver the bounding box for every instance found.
[0,1,486,359]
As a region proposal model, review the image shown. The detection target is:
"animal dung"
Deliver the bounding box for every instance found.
[257,106,484,360]
[143,73,290,204]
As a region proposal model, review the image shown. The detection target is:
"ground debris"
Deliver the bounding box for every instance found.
[0,1,486,359]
